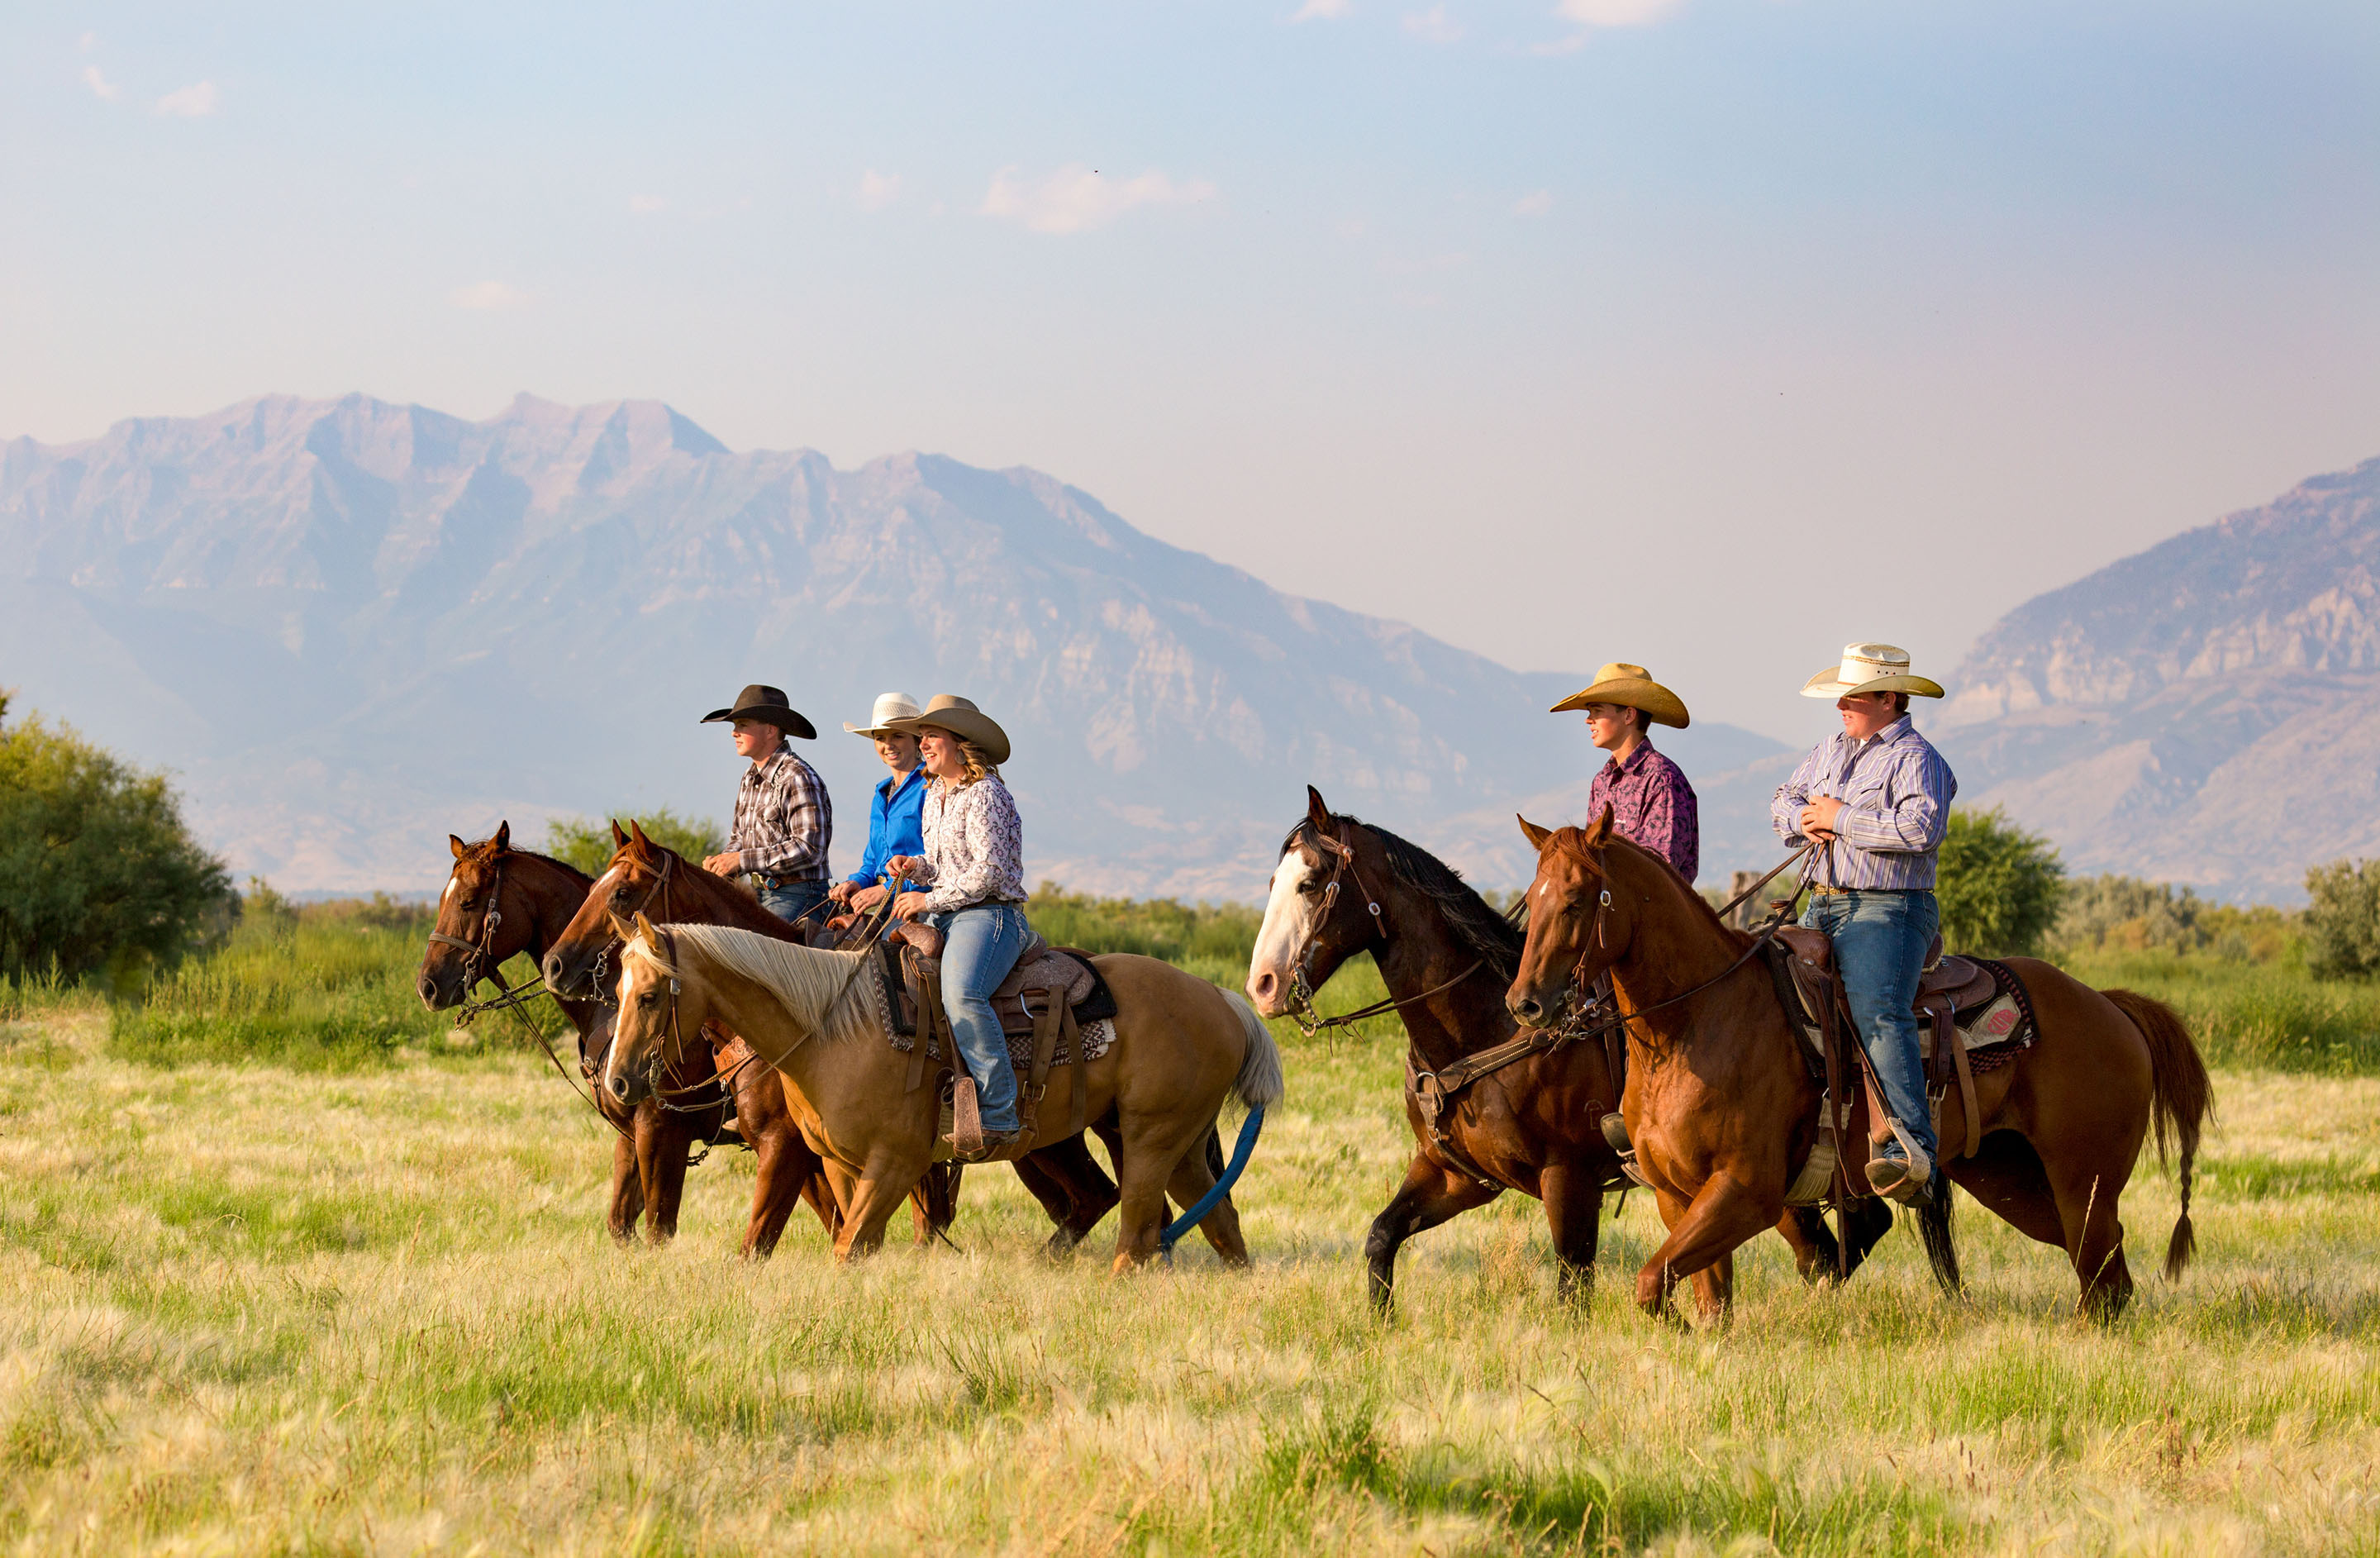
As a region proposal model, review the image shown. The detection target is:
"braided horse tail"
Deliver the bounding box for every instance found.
[2101,989,2214,1281]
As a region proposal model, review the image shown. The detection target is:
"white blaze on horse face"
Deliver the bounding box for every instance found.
[441,874,459,906]
[1245,849,1317,1015]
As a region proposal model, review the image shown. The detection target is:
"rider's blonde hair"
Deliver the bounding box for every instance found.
[956,740,1000,786]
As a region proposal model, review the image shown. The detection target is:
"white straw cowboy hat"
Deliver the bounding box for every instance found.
[1549,663,1691,729]
[1800,643,1947,700]
[886,694,1011,767]
[844,692,925,738]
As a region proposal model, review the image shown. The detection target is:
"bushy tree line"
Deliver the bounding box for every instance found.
[543,809,723,877]
[2304,859,2380,979]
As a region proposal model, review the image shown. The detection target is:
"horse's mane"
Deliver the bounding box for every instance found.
[626,924,881,1044]
[1283,813,1526,980]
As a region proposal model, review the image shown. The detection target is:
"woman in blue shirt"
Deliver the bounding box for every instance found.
[827,692,933,915]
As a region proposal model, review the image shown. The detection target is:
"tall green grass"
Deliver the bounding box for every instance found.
[2058,948,2380,1075]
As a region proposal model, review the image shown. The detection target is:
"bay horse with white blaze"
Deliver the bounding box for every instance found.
[1507,809,2211,1322]
[1245,788,1897,1312]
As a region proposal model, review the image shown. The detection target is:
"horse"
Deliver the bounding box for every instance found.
[1244,787,1897,1313]
[539,822,1132,1255]
[1505,808,2212,1322]
[416,822,837,1251]
[601,917,1282,1267]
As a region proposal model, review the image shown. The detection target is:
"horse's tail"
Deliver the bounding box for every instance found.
[2102,988,2214,1282]
[1221,990,1286,1111]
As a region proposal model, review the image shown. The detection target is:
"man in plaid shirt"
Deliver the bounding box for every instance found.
[699,684,835,925]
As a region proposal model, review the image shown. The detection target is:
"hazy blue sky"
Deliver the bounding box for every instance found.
[6,1,2374,740]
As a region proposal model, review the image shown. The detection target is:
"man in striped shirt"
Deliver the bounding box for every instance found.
[1771,644,1958,1207]
[699,684,835,926]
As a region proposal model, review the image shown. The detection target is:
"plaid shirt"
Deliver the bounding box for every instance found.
[730,748,832,880]
[1587,741,1700,884]
[1770,716,1957,890]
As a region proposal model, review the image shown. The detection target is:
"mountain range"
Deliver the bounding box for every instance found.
[3,394,2370,903]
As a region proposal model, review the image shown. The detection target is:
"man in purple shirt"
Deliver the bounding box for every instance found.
[1551,662,1700,884]
[1771,643,1958,1207]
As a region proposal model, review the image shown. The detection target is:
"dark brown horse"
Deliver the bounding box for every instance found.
[418,822,837,1251]
[540,822,1129,1254]
[1506,809,2211,1322]
[1245,789,1895,1313]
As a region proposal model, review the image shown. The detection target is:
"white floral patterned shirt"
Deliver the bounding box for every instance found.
[911,776,1026,912]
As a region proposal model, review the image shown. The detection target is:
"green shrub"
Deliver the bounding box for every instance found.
[0,707,234,984]
[2305,858,2380,980]
[1026,884,1262,981]
[1935,807,2064,958]
[544,810,723,877]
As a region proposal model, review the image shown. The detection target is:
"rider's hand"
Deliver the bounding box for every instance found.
[891,891,931,922]
[883,854,921,880]
[827,880,854,905]
[702,850,745,876]
[851,884,890,913]
[1799,798,1843,839]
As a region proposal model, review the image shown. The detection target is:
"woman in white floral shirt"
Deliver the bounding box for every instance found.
[883,695,1031,1159]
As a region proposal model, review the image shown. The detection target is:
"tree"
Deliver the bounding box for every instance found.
[1935,807,2065,958]
[0,709,234,981]
[2304,858,2380,979]
[544,809,724,877]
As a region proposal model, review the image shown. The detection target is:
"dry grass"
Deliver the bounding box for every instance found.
[0,993,2376,1556]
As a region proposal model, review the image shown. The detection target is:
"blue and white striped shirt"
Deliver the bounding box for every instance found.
[1770,716,1957,891]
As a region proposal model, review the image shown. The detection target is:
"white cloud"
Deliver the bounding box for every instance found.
[81,65,119,101]
[628,193,668,214]
[1402,6,1464,42]
[1513,189,1554,217]
[980,164,1216,236]
[153,81,218,117]
[1554,0,1683,26]
[859,169,902,212]
[1292,0,1354,19]
[450,280,532,311]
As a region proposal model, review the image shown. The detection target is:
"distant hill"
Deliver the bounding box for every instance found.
[0,393,1789,898]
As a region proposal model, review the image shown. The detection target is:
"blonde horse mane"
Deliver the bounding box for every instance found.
[623,924,882,1045]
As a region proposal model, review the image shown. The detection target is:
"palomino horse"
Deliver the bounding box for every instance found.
[602,918,1283,1267]
[1506,810,2211,1322]
[417,823,836,1251]
[1245,788,1896,1313]
[540,823,1132,1253]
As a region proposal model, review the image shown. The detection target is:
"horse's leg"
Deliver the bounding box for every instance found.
[1021,1136,1120,1255]
[1778,1197,1897,1285]
[741,1118,823,1259]
[645,1117,697,1245]
[605,1130,644,1243]
[1107,1115,1212,1272]
[1944,1132,2067,1247]
[832,1154,925,1264]
[1635,1172,1775,1321]
[1161,1123,1248,1267]
[2044,1152,2136,1322]
[1364,1155,1502,1314]
[1688,1252,1736,1319]
[1539,1159,1604,1306]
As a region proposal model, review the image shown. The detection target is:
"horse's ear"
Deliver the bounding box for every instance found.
[1306,785,1331,834]
[629,818,652,853]
[1516,815,1554,850]
[611,819,630,849]
[493,819,511,854]
[449,834,468,860]
[1583,804,1616,848]
[634,911,657,944]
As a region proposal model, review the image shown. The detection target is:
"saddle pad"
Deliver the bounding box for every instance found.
[902,1015,1116,1070]
[878,945,1120,1041]
[1764,941,2038,1069]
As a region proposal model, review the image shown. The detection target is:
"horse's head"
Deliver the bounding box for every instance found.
[1506,805,1634,1029]
[602,914,699,1107]
[545,820,673,998]
[419,822,524,1010]
[1246,786,1387,1017]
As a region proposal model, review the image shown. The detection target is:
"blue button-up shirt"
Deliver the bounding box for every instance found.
[1771,716,1957,890]
[847,765,930,888]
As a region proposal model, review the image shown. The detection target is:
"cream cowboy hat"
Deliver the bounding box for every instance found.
[844,692,925,738]
[1800,643,1946,700]
[886,693,1011,767]
[1549,663,1690,729]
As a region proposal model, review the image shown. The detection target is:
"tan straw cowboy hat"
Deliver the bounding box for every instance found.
[844,692,925,738]
[886,693,1011,767]
[1549,663,1691,729]
[1800,643,1946,700]
[698,683,818,739]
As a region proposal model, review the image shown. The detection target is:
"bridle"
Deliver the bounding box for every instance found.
[428,853,546,1022]
[584,848,680,1012]
[1282,819,1483,1039]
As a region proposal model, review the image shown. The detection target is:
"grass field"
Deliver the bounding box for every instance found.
[2,937,2378,1556]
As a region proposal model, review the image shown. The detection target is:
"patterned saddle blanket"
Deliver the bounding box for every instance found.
[872,927,1120,1071]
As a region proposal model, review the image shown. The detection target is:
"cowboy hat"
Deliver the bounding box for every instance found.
[1549,663,1691,729]
[844,691,925,739]
[1800,643,1946,700]
[886,693,1011,767]
[698,684,819,739]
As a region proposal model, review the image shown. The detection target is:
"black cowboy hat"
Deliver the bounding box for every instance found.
[699,684,818,740]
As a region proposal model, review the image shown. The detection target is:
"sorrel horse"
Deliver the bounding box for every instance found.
[417,823,836,1251]
[540,823,1131,1253]
[1244,789,1893,1313]
[602,920,1283,1266]
[1507,809,2211,1322]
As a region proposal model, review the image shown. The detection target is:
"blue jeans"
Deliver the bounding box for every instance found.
[1802,889,1939,1164]
[931,902,1033,1133]
[757,879,831,927]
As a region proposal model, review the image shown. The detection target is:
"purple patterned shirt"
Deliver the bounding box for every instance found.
[1588,741,1700,884]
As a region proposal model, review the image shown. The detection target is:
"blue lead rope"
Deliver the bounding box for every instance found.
[1158,1105,1266,1260]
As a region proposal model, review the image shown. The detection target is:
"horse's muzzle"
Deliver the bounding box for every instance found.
[1507,993,1549,1028]
[1245,968,1284,1017]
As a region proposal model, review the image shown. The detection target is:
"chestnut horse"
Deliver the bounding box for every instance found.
[1506,810,2211,1322]
[602,918,1281,1266]
[1245,788,1894,1313]
[417,823,836,1251]
[540,823,1130,1253]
